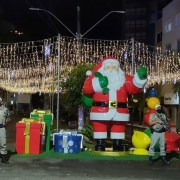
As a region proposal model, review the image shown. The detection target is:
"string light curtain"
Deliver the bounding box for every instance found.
[0,36,179,93]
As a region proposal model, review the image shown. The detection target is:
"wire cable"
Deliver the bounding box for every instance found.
[25,0,58,34]
[37,0,59,33]
[105,0,129,34]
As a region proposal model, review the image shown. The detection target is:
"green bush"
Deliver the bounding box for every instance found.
[78,124,94,142]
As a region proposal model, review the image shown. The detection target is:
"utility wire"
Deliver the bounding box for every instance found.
[25,0,58,34]
[37,0,59,33]
[105,0,128,34]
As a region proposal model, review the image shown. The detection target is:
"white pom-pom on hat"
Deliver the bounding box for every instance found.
[86,56,119,77]
[86,70,92,76]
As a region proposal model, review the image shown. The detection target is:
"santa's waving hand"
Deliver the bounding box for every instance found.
[82,56,147,151]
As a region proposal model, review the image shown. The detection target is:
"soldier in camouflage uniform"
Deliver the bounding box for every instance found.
[0,98,10,164]
[148,104,170,165]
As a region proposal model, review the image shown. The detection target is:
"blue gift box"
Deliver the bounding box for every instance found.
[54,134,82,153]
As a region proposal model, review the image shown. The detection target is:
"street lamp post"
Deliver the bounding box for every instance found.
[81,11,125,38]
[29,7,125,132]
[130,37,135,138]
[29,8,125,38]
[29,8,76,37]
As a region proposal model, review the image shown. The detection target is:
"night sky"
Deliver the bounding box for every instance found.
[0,0,124,41]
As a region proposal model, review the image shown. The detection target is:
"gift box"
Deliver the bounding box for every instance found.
[30,109,54,152]
[53,131,83,153]
[30,113,39,119]
[30,110,53,123]
[15,118,46,154]
[33,109,51,114]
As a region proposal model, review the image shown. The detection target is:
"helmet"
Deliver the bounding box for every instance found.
[155,104,161,110]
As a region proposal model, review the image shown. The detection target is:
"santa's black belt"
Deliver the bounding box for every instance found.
[92,101,127,108]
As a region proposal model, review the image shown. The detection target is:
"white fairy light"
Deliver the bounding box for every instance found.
[48,63,53,71]
[162,77,166,85]
[143,87,147,93]
[11,70,15,78]
[0,37,179,93]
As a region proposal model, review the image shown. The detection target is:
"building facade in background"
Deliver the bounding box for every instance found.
[162,0,180,52]
[121,0,172,47]
[121,0,180,130]
[154,0,180,130]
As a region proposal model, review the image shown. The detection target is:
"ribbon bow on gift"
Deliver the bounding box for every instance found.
[62,135,69,153]
[32,109,54,125]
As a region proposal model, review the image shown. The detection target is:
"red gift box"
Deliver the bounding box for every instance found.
[15,121,43,154]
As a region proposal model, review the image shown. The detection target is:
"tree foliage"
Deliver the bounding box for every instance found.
[59,63,95,119]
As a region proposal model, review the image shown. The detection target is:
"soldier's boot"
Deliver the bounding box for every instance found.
[161,156,170,165]
[1,154,9,164]
[95,139,105,151]
[149,156,153,165]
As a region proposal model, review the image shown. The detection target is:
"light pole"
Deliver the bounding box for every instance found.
[81,11,125,38]
[29,8,125,38]
[29,8,76,37]
[130,37,135,138]
[29,7,125,132]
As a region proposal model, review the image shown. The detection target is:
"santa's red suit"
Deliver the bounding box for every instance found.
[82,57,147,144]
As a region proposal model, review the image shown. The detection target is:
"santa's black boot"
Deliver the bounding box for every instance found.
[1,154,9,164]
[95,139,105,151]
[161,156,170,165]
[113,139,123,151]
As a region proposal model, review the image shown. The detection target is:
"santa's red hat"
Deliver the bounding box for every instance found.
[86,56,120,76]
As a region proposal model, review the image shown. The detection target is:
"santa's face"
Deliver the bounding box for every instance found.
[103,63,119,76]
[99,62,125,90]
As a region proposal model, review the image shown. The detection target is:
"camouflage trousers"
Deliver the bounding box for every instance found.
[0,127,7,155]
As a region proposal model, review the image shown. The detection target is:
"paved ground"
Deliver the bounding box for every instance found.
[1,115,179,180]
[0,158,180,180]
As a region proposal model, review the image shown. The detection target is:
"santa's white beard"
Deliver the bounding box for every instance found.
[101,70,125,91]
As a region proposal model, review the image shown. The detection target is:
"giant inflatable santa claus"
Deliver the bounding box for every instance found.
[82,56,147,151]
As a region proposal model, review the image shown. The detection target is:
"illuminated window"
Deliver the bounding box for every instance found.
[130,9,135,15]
[125,33,135,39]
[136,20,146,27]
[136,32,146,40]
[125,21,135,28]
[165,23,172,33]
[136,8,141,15]
[142,8,146,14]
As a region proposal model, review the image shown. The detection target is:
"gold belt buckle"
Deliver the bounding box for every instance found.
[109,101,117,108]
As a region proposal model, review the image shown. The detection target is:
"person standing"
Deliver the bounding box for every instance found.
[148,104,170,165]
[0,98,10,164]
[82,56,147,151]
